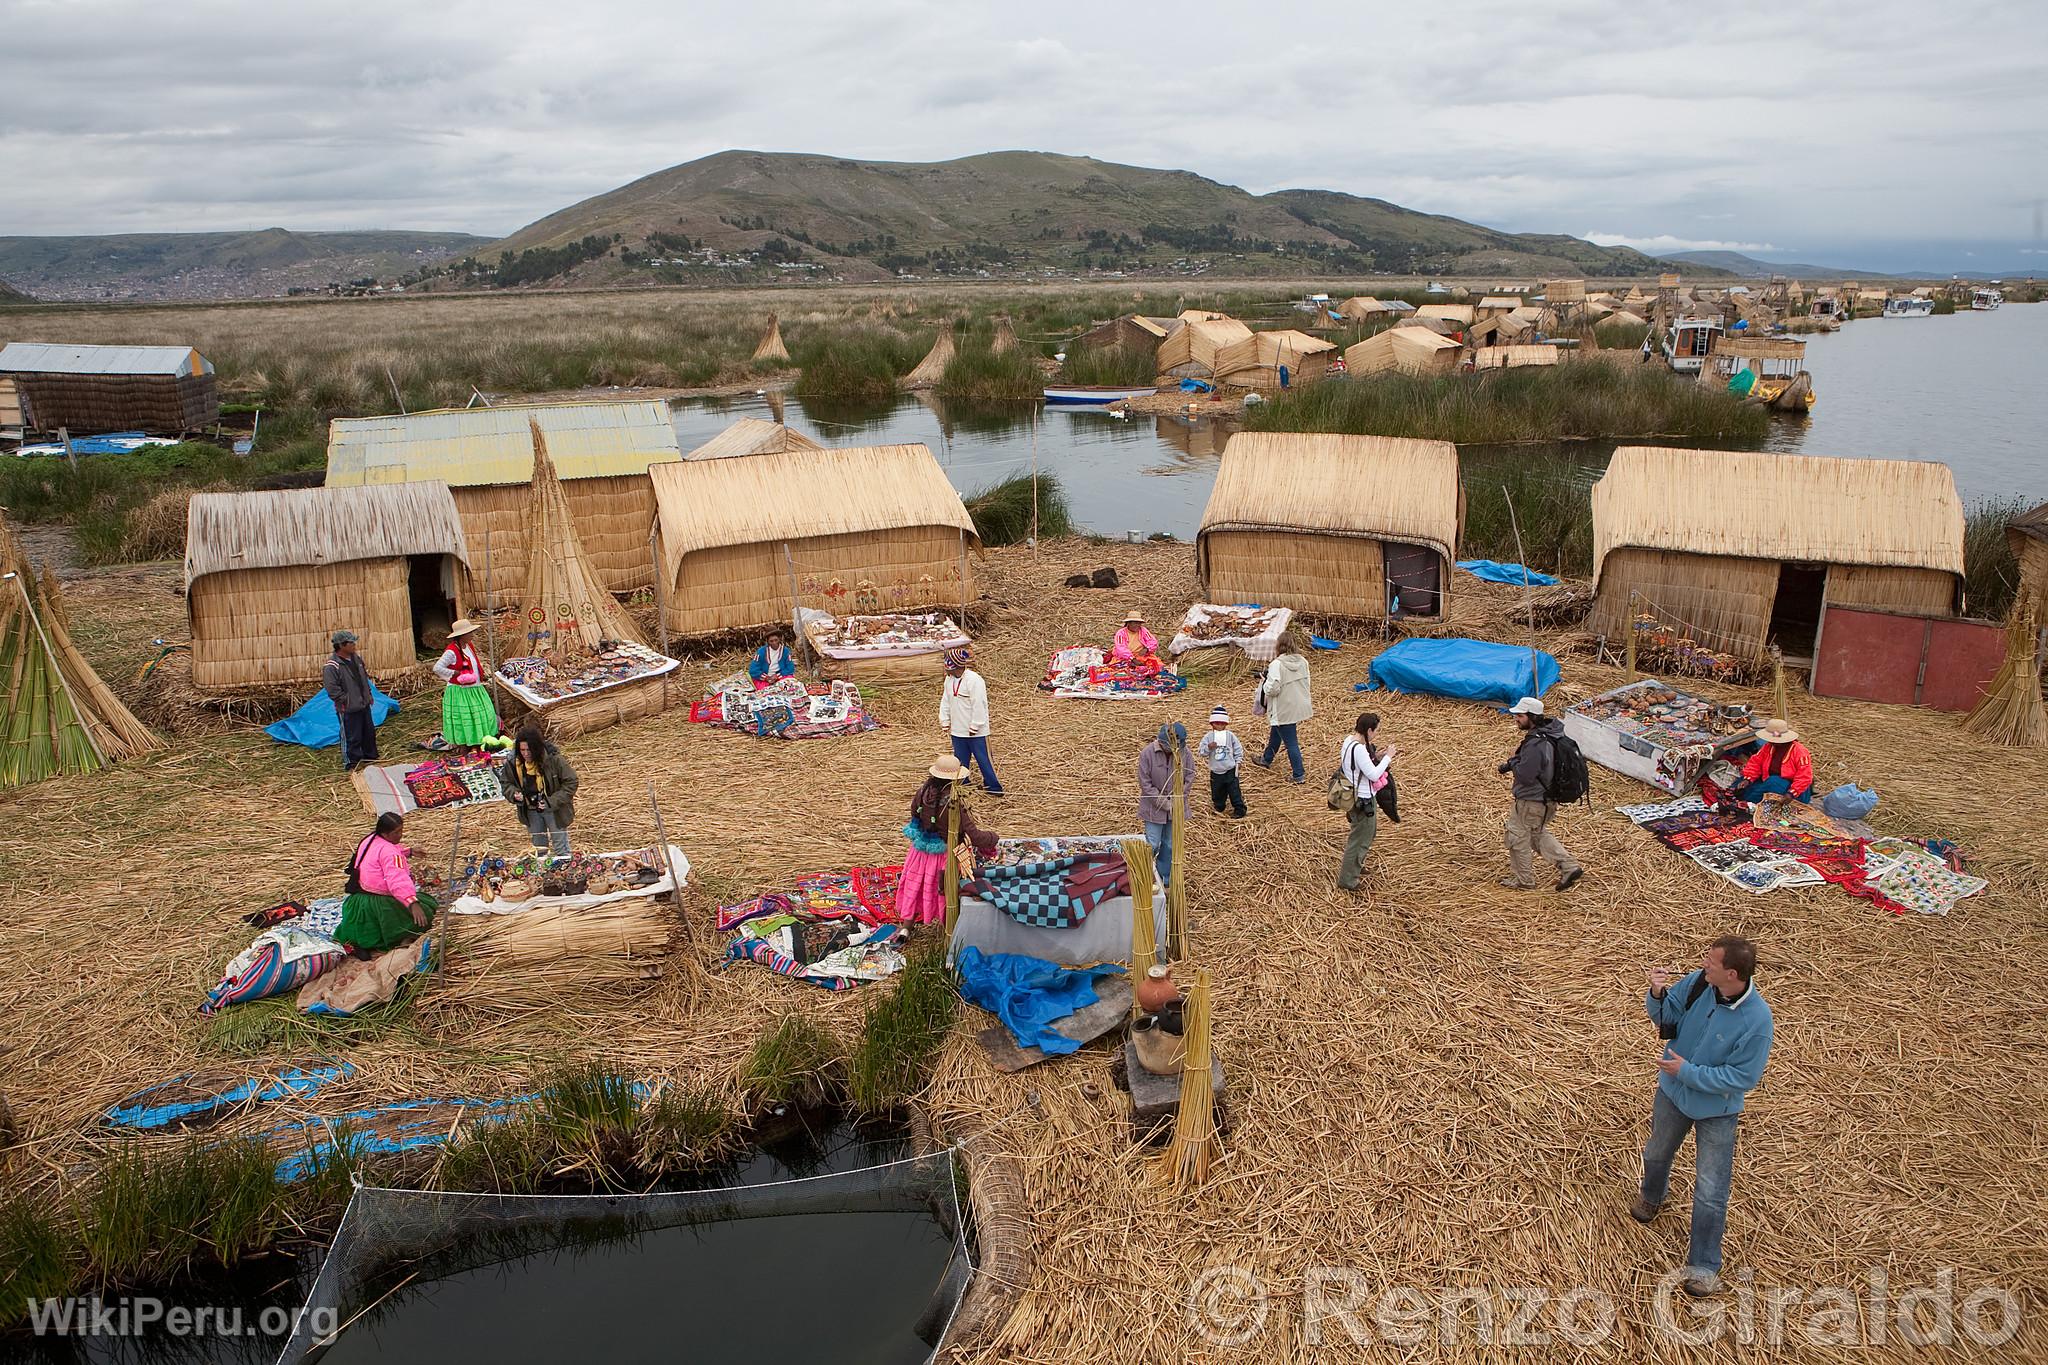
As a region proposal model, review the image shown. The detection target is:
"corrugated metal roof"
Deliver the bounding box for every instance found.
[0,342,210,377]
[325,400,683,488]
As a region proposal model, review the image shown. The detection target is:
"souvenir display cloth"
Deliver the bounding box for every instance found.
[1615,795,1712,823]
[962,852,1131,929]
[494,642,678,708]
[299,936,437,1016]
[722,906,905,990]
[703,673,876,740]
[1748,827,1859,860]
[104,1061,355,1131]
[978,834,1138,869]
[954,947,1125,1056]
[452,846,685,914]
[1870,848,1988,917]
[1168,604,1293,663]
[356,751,503,818]
[851,865,904,921]
[202,898,350,1014]
[1041,646,1185,700]
[404,771,470,810]
[799,607,970,659]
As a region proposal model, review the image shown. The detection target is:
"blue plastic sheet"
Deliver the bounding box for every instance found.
[1308,634,1340,651]
[1179,378,1215,393]
[1359,637,1559,706]
[955,947,1124,1056]
[264,686,399,749]
[1456,559,1559,587]
[104,1062,355,1131]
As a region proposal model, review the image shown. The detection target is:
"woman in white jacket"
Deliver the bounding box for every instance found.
[1251,636,1314,781]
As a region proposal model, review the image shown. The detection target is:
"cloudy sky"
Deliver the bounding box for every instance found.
[5,0,2044,270]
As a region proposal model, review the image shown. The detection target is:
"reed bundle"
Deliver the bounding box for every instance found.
[750,315,789,363]
[1964,598,2048,747]
[1122,836,1157,986]
[899,327,957,391]
[1158,967,1217,1189]
[518,419,647,651]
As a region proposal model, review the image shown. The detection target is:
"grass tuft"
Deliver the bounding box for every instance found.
[790,324,924,401]
[965,471,1071,546]
[1963,497,2027,620]
[936,342,1043,402]
[1059,344,1156,387]
[847,946,958,1113]
[74,1139,286,1285]
[741,1015,845,1109]
[0,1193,81,1328]
[201,995,416,1056]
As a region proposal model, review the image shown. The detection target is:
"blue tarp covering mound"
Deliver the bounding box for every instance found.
[955,947,1124,1056]
[1457,559,1560,587]
[264,687,399,749]
[1361,638,1560,706]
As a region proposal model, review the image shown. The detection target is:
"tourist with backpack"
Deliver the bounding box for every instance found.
[1497,696,1585,891]
[1331,712,1396,892]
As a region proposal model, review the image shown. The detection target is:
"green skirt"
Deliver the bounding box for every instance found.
[335,890,439,953]
[441,682,499,746]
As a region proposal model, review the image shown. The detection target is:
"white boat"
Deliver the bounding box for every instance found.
[1662,315,1724,373]
[1043,384,1156,407]
[1883,296,1935,318]
[1972,288,2003,311]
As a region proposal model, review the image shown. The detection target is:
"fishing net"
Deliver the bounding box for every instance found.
[276,1149,972,1363]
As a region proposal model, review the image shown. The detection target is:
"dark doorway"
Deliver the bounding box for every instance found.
[408,555,456,655]
[1384,542,1443,618]
[1768,563,1827,658]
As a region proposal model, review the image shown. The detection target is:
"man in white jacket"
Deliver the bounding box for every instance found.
[939,648,1004,795]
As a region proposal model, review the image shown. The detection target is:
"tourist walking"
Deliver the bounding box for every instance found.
[334,813,436,956]
[898,756,999,925]
[322,629,378,772]
[433,619,499,753]
[1198,705,1246,818]
[1335,712,1395,891]
[940,648,1003,795]
[1251,636,1313,782]
[1634,935,1775,1297]
[1137,722,1195,883]
[1497,696,1584,891]
[500,727,578,858]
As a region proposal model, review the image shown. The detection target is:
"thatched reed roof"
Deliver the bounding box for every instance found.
[1197,433,1463,561]
[1344,327,1462,377]
[2013,502,2048,547]
[184,483,470,588]
[1214,330,1334,383]
[751,316,790,362]
[1336,296,1398,320]
[1158,316,1254,375]
[1472,345,1560,370]
[1592,446,1965,588]
[900,329,957,390]
[326,400,682,489]
[650,444,978,582]
[684,417,824,461]
[1416,303,1476,325]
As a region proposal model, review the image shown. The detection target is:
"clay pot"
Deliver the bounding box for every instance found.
[1132,1015,1186,1075]
[1135,963,1181,1014]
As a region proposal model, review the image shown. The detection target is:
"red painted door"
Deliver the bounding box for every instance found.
[1811,607,1924,705]
[1920,618,2009,712]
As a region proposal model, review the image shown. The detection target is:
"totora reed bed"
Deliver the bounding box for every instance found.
[0,537,2044,1359]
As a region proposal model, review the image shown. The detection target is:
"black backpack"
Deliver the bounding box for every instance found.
[1543,731,1591,805]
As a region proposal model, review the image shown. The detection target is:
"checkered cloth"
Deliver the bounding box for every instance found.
[964,851,1130,929]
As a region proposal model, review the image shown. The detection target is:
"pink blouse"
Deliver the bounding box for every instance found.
[355,833,421,905]
[1112,626,1158,662]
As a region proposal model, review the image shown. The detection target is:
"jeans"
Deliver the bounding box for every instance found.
[1504,798,1579,886]
[339,706,378,770]
[1735,775,1811,804]
[524,807,570,858]
[1144,820,1173,885]
[950,734,1003,794]
[1260,722,1303,780]
[1640,1089,1740,1275]
[1209,768,1245,817]
[1338,798,1378,889]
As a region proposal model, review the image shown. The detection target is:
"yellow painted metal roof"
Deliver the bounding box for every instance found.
[325,400,682,488]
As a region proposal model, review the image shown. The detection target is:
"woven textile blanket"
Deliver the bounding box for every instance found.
[963,851,1130,929]
[722,935,863,991]
[1871,848,1988,917]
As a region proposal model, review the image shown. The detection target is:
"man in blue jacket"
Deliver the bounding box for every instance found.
[1633,935,1774,1297]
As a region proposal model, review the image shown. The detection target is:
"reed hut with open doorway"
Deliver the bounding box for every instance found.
[1196,433,1464,621]
[324,400,681,606]
[183,483,471,690]
[1588,446,1964,660]
[649,444,979,637]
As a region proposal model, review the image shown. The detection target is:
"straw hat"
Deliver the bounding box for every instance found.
[447,618,481,639]
[1755,718,1800,745]
[929,756,967,780]
[1123,610,1145,624]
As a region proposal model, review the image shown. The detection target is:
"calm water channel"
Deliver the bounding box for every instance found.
[674,302,2048,540]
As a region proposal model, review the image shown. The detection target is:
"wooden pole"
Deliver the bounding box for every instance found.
[385,365,406,414]
[1626,591,1639,681]
[1029,403,1040,558]
[1501,483,1541,698]
[647,783,692,946]
[783,542,814,673]
[58,426,76,473]
[648,523,671,659]
[943,778,963,937]
[481,529,498,681]
[1166,738,1187,961]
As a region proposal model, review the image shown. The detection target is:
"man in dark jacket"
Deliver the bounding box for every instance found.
[322,630,377,772]
[1497,696,1582,891]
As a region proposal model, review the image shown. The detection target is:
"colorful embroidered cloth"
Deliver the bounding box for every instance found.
[405,772,471,809]
[963,852,1131,929]
[1041,646,1186,700]
[851,864,904,921]
[1871,848,1987,917]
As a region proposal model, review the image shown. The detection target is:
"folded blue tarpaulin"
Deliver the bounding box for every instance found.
[955,947,1124,1056]
[264,686,398,749]
[1457,559,1559,586]
[1359,637,1559,706]
[1308,634,1340,651]
[1179,378,1214,393]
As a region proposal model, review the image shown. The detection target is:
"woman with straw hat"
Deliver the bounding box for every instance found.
[433,618,499,753]
[898,756,999,925]
[1111,610,1160,669]
[1735,719,1813,804]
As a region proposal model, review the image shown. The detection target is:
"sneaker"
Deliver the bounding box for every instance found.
[1629,1196,1659,1224]
[1497,876,1537,890]
[1250,758,1273,770]
[1556,867,1584,892]
[1683,1270,1723,1297]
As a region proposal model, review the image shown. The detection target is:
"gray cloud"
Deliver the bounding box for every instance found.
[1,0,2043,260]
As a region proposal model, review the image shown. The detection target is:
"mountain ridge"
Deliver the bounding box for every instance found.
[0,229,492,301]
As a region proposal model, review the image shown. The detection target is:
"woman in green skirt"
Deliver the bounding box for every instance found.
[335,813,437,955]
[434,618,498,752]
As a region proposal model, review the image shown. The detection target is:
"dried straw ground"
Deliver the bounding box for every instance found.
[4,539,2046,1362]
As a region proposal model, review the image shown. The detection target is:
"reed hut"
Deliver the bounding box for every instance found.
[184,483,471,691]
[1335,296,1399,321]
[751,316,790,362]
[900,328,958,390]
[0,342,217,434]
[684,417,824,461]
[1212,330,1336,388]
[2013,502,2048,604]
[1472,345,1560,370]
[1415,303,1476,328]
[1156,316,1254,380]
[325,400,681,605]
[991,316,1020,355]
[1196,433,1464,620]
[1467,313,1534,347]
[1070,315,1174,360]
[1589,446,1965,659]
[649,444,980,636]
[1344,327,1462,378]
[1475,295,1521,320]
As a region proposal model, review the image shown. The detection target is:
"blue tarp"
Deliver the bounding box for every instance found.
[1457,559,1559,587]
[1359,638,1560,706]
[264,686,399,749]
[1308,634,1340,651]
[1179,378,1215,393]
[104,1062,355,1131]
[955,947,1124,1056]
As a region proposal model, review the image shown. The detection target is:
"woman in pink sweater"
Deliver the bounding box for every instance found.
[334,813,437,954]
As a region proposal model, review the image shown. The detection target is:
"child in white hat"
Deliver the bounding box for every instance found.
[1199,705,1247,818]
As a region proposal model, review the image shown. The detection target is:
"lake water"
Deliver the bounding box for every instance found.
[674,302,2048,539]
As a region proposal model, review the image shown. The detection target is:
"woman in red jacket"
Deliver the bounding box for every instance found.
[1735,718,1813,803]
